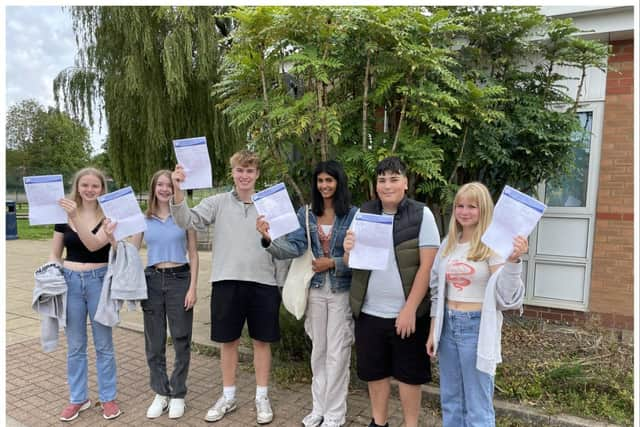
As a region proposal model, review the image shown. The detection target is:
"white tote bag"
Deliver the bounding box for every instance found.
[282,206,314,320]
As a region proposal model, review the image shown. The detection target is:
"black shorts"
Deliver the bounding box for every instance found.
[210,280,281,343]
[355,312,431,385]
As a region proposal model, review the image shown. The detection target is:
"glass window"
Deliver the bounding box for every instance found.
[544,112,593,207]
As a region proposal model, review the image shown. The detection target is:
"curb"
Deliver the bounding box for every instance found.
[418,383,620,427]
[116,323,621,427]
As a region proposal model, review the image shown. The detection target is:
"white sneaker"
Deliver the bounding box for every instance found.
[204,396,237,422]
[302,412,323,427]
[146,394,169,419]
[255,396,273,424]
[168,398,185,419]
[321,418,343,427]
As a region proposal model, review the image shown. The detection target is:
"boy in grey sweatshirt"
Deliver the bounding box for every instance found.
[170,150,281,425]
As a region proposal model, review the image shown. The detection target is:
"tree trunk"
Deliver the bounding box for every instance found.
[360,51,375,199]
[316,80,328,161]
[391,94,408,153]
[259,54,305,204]
[571,66,587,113]
[361,52,370,150]
[448,126,469,184]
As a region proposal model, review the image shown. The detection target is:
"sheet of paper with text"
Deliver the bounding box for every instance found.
[481,185,546,259]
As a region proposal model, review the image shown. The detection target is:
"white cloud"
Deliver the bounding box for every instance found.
[5,6,105,152]
[6,6,75,108]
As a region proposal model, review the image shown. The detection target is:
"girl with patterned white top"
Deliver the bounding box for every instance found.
[426,182,528,427]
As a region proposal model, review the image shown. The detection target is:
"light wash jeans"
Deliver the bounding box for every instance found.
[438,309,495,427]
[64,266,117,404]
[304,281,354,424]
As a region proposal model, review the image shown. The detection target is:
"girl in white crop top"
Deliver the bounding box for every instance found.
[426,182,528,427]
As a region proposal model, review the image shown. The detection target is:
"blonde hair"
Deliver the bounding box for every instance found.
[145,169,172,218]
[69,167,107,215]
[229,149,260,170]
[442,182,495,261]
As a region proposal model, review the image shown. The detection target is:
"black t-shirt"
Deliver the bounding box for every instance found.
[54,220,110,263]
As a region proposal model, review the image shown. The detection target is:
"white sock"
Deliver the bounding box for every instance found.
[256,385,268,400]
[223,386,236,401]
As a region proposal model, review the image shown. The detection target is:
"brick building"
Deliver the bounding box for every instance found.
[523,6,635,329]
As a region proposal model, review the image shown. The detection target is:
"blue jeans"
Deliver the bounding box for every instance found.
[64,266,117,404]
[438,309,495,427]
[142,266,193,398]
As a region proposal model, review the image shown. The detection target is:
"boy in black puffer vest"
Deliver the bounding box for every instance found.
[344,157,440,427]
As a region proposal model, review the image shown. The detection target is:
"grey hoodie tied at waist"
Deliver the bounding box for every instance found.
[32,261,67,353]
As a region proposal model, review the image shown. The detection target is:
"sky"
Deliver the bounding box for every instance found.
[5,6,106,153]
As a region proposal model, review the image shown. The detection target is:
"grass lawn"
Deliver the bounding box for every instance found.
[15,219,54,240]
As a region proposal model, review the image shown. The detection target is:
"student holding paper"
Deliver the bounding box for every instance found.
[49,167,121,422]
[107,170,199,419]
[256,160,357,427]
[170,150,283,425]
[343,157,440,427]
[425,182,527,427]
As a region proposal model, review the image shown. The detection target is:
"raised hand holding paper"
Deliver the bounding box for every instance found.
[481,185,546,259]
[97,187,147,241]
[348,212,394,270]
[251,182,299,241]
[23,175,67,225]
[173,136,212,189]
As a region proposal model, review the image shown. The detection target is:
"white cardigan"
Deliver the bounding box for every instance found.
[429,238,525,375]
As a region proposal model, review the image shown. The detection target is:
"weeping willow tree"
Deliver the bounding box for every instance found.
[54,6,242,190]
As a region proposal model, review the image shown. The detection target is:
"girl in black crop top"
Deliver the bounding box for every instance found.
[50,171,112,267]
[49,167,122,421]
[53,221,110,263]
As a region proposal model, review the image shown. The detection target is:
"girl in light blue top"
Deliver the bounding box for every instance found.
[128,170,199,420]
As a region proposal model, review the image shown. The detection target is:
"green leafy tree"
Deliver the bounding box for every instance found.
[90,141,114,181]
[54,6,243,190]
[216,7,451,204]
[434,6,609,202]
[54,6,610,216]
[6,99,42,150]
[6,99,92,189]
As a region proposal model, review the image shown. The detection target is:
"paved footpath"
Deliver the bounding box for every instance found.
[6,239,616,427]
[5,239,440,426]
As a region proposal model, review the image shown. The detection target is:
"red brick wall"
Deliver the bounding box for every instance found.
[521,305,633,330]
[587,38,634,328]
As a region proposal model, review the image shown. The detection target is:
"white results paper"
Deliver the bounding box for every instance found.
[173,136,212,189]
[481,185,546,260]
[23,175,67,225]
[251,182,300,241]
[97,186,147,241]
[348,213,394,270]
